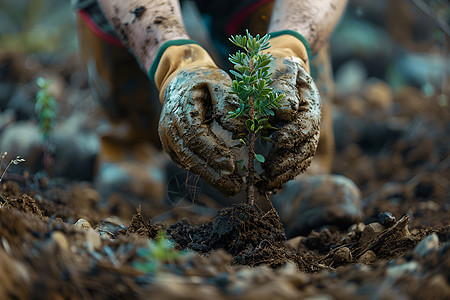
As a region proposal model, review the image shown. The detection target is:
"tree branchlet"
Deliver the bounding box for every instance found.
[227,30,285,205]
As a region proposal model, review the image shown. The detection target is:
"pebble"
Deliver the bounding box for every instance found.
[285,236,306,249]
[418,201,440,212]
[333,247,352,265]
[98,229,116,241]
[356,223,366,233]
[85,229,101,251]
[386,261,418,279]
[413,233,439,258]
[378,212,396,227]
[360,222,385,245]
[96,216,127,234]
[74,218,92,229]
[52,231,69,251]
[358,250,376,264]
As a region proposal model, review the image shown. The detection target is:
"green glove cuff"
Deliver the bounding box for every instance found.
[268,30,311,64]
[148,39,202,86]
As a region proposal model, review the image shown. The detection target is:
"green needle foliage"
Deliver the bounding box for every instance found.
[35,77,58,141]
[228,30,284,205]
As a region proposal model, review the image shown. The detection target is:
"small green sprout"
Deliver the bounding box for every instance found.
[228,30,284,205]
[0,152,25,183]
[133,232,188,274]
[35,77,58,141]
[35,77,58,176]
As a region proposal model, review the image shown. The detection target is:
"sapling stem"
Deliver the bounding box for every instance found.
[227,30,285,206]
[247,58,256,205]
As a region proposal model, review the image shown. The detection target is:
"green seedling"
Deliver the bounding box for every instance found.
[35,77,58,140]
[133,231,188,274]
[228,30,284,205]
[0,152,25,183]
[35,77,58,176]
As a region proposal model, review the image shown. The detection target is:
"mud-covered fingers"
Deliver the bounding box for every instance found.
[208,71,247,134]
[260,135,319,191]
[269,61,300,122]
[275,93,321,148]
[159,87,242,196]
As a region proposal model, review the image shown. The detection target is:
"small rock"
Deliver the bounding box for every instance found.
[0,121,43,171]
[379,182,404,200]
[333,247,352,265]
[98,229,116,241]
[285,236,306,249]
[347,224,357,232]
[280,263,308,286]
[360,222,385,245]
[85,229,101,251]
[414,233,439,258]
[356,222,366,232]
[74,218,92,229]
[272,175,362,237]
[358,250,376,264]
[386,261,418,279]
[378,212,396,227]
[98,217,126,232]
[418,201,440,212]
[52,231,69,251]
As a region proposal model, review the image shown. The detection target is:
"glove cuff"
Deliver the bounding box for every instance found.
[269,30,311,63]
[268,30,311,73]
[149,40,218,103]
[148,39,201,86]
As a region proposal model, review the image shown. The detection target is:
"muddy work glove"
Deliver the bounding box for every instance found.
[149,41,242,197]
[259,30,322,191]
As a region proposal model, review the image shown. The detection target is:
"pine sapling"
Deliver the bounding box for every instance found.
[35,77,58,176]
[228,30,285,205]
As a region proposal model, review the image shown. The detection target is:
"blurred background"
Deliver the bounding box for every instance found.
[0,0,448,183]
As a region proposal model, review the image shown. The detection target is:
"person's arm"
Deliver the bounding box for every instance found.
[98,0,244,197]
[97,0,190,72]
[268,0,348,54]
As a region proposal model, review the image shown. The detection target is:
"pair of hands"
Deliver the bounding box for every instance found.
[156,39,321,197]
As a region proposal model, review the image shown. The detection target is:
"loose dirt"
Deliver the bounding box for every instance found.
[0,51,448,299]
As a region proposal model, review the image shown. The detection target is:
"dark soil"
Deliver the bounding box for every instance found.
[0,33,449,300]
[168,204,302,269]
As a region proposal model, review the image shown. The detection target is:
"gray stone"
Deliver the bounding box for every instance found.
[272,175,362,237]
[0,121,43,170]
[74,218,92,229]
[413,233,439,258]
[378,211,396,227]
[360,222,385,245]
[386,261,419,279]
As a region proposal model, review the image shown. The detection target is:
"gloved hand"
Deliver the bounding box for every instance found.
[259,31,322,191]
[149,41,243,197]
